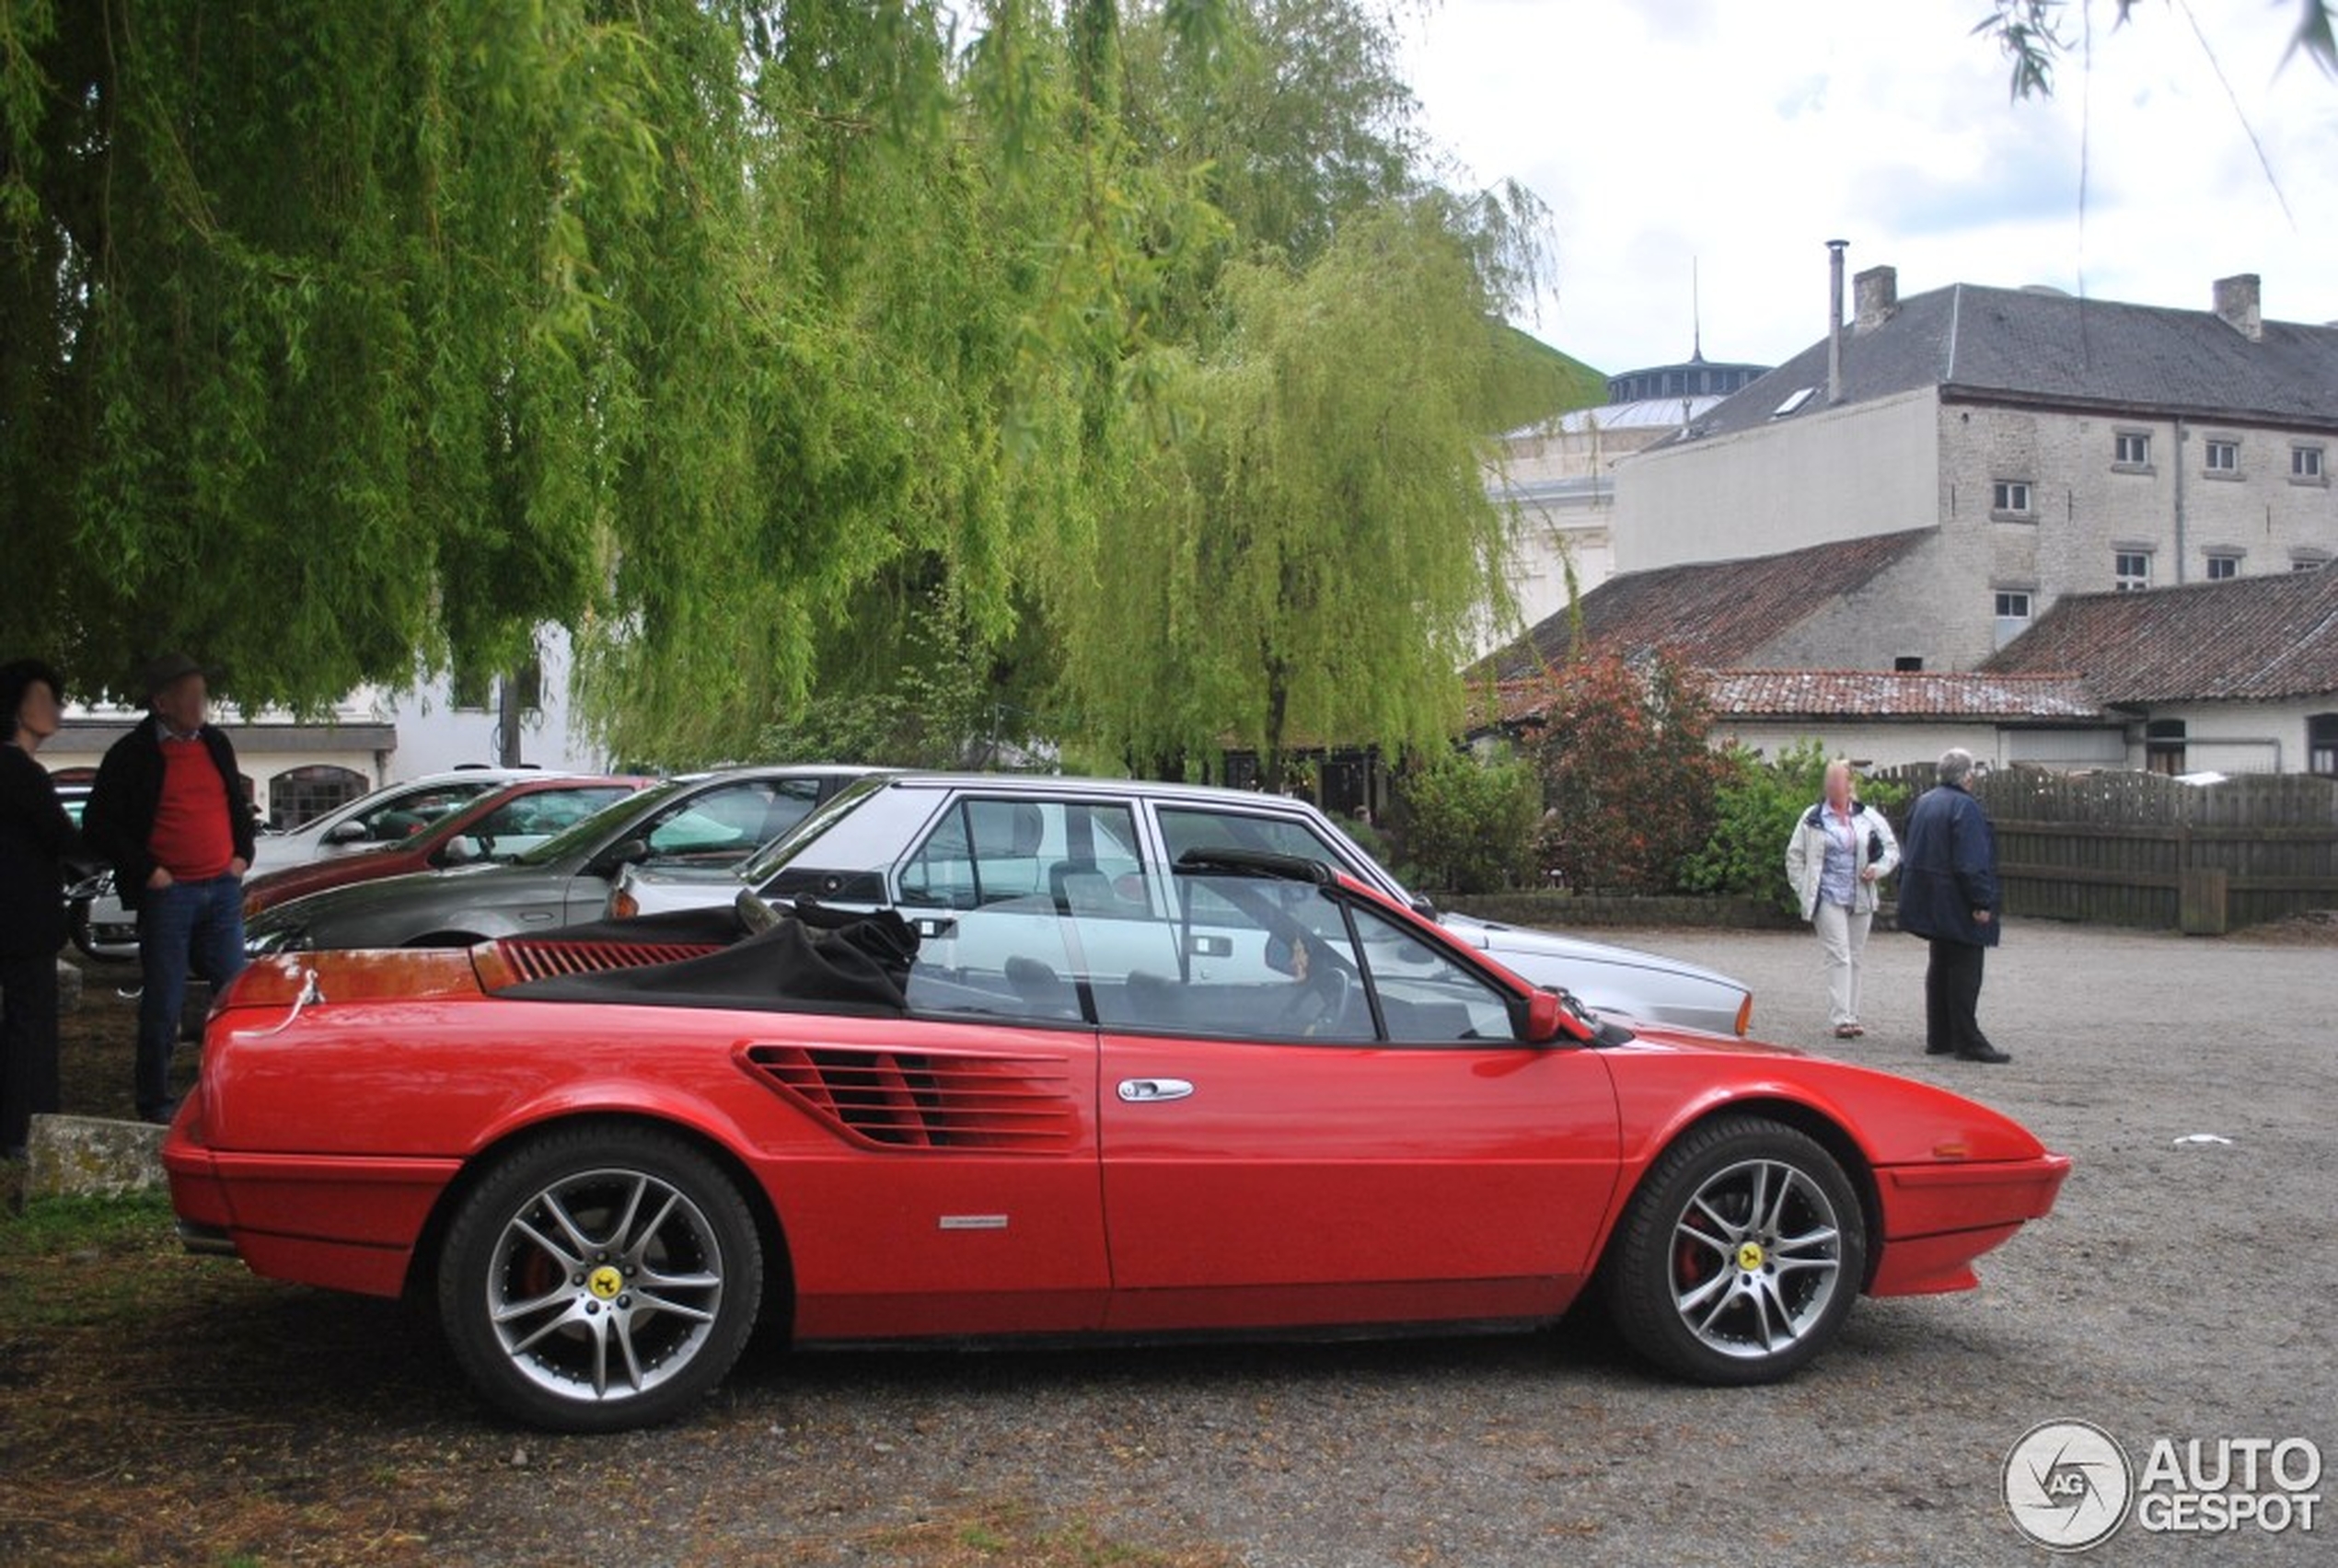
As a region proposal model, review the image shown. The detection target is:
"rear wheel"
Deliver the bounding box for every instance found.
[1603,1116,1864,1385]
[437,1125,763,1432]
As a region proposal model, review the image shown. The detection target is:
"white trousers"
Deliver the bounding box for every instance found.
[1812,900,1872,1029]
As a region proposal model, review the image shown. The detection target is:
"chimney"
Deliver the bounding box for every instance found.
[2212,273,2262,341]
[1826,239,1847,404]
[1854,264,1898,332]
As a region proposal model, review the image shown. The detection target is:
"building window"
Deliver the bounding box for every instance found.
[269,765,368,832]
[2205,439,2239,474]
[450,665,492,711]
[2293,445,2325,482]
[2297,554,2331,572]
[1993,590,2032,649]
[2113,432,2151,467]
[1893,655,1925,673]
[2146,719,2187,777]
[2205,553,2241,581]
[2311,713,2338,777]
[1991,480,2033,516]
[2113,552,2151,592]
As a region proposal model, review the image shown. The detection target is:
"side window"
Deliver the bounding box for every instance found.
[900,798,1146,913]
[469,788,627,857]
[1092,874,1373,1043]
[1157,806,1358,877]
[1348,902,1518,1043]
[905,901,1086,1024]
[641,781,793,861]
[356,783,490,842]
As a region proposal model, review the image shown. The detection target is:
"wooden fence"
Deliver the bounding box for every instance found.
[1869,767,2338,933]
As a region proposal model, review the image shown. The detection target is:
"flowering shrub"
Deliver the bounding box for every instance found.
[1523,651,1727,894]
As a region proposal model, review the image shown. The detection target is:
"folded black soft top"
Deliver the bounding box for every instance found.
[502,899,920,1015]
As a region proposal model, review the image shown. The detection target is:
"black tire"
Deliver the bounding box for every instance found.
[1603,1115,1865,1385]
[437,1124,764,1433]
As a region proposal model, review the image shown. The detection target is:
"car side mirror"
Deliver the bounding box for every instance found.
[323,819,370,845]
[1520,987,1599,1045]
[592,837,651,877]
[437,835,483,867]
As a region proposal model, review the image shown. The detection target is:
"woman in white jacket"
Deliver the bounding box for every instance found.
[1784,759,1901,1039]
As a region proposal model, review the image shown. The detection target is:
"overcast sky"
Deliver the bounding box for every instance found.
[1401,0,2338,376]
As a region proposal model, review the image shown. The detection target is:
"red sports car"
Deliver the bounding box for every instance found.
[165,849,2069,1433]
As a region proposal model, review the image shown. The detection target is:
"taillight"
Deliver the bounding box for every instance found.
[609,888,640,920]
[1733,993,1754,1037]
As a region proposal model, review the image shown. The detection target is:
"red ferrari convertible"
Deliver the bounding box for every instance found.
[165,850,2069,1432]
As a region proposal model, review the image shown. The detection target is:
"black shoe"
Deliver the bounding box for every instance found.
[1955,1046,2012,1064]
[138,1100,179,1125]
[1925,1043,1953,1055]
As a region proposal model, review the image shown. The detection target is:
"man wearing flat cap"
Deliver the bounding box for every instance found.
[85,653,255,1124]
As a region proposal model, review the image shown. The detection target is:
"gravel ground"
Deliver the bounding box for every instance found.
[401,917,2336,1567]
[27,921,2329,1565]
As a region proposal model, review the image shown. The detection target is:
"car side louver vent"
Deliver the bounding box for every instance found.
[496,940,723,983]
[745,1045,1077,1152]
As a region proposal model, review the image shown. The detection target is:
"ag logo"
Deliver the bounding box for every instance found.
[2005,1419,2133,1551]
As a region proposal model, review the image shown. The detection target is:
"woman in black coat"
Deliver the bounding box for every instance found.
[0,658,83,1159]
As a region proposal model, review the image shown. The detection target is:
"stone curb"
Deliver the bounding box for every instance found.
[22,1113,166,1201]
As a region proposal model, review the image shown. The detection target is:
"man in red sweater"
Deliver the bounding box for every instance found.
[85,653,256,1124]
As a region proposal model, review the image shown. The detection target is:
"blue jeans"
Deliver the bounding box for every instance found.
[137,875,248,1119]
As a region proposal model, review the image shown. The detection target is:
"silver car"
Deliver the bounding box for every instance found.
[606,773,1754,1035]
[249,767,561,873]
[246,766,881,953]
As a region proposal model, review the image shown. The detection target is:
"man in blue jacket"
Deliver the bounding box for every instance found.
[1897,748,2009,1063]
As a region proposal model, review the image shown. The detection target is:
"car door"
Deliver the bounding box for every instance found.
[1093,875,1621,1332]
[776,894,1111,1340]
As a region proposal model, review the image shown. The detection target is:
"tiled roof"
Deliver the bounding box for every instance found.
[1476,669,2104,731]
[1475,529,1934,682]
[1683,282,2338,442]
[1704,669,2103,720]
[1981,567,2338,702]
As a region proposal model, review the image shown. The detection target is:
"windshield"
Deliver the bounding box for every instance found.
[509,781,682,868]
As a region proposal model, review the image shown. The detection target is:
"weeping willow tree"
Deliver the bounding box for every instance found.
[0,0,1135,745]
[1037,0,1549,785]
[1047,195,1537,787]
[3,0,1550,776]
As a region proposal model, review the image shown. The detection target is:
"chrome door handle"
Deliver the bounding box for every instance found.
[1117,1078,1194,1103]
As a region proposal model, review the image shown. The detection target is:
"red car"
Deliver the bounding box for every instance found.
[167,848,2069,1433]
[238,775,652,918]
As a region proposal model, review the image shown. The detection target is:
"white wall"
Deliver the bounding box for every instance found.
[1714,720,2128,775]
[373,625,611,778]
[1615,388,1940,572]
[2149,696,2337,776]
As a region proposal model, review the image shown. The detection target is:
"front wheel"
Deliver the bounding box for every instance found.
[1603,1116,1865,1385]
[437,1124,764,1432]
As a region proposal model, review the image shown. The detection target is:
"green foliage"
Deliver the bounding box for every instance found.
[1478,323,1606,436]
[751,592,1056,771]
[1050,195,1537,786]
[1393,746,1543,894]
[1678,739,1911,913]
[1529,651,1728,894]
[1,0,1556,778]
